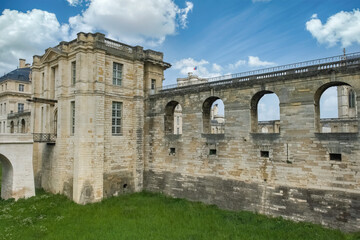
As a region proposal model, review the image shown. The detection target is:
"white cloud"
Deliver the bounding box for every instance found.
[306,9,360,47]
[0,9,69,75]
[179,1,194,28]
[68,0,193,45]
[173,55,276,79]
[67,0,81,6]
[0,1,194,74]
[173,58,221,78]
[248,56,274,67]
[228,59,246,70]
[258,93,280,121]
[212,63,222,72]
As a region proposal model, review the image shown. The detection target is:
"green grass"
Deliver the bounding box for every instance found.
[0,189,359,240]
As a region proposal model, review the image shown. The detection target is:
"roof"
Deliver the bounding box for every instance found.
[0,67,31,83]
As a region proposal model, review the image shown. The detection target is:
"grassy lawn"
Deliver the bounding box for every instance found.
[0,188,358,240]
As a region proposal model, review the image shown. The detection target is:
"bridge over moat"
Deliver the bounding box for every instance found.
[0,134,35,200]
[144,52,360,232]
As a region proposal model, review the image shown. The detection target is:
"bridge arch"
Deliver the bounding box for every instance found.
[0,154,14,199]
[314,81,357,132]
[250,90,280,133]
[164,101,182,135]
[0,135,35,200]
[202,96,225,134]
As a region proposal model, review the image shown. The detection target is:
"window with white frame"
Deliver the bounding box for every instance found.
[18,103,24,113]
[71,61,76,85]
[19,84,24,92]
[112,102,122,135]
[113,62,123,86]
[71,101,75,135]
[151,79,156,90]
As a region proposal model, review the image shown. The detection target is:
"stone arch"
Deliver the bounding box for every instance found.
[21,119,26,133]
[314,81,357,132]
[250,90,280,133]
[0,154,14,199]
[202,96,225,134]
[164,101,182,135]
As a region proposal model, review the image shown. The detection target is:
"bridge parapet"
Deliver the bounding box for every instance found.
[151,52,360,95]
[0,134,33,143]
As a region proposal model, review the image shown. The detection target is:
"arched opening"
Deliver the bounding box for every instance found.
[173,104,182,135]
[164,101,182,135]
[0,154,14,199]
[315,82,357,133]
[203,97,225,134]
[10,121,14,133]
[251,91,280,133]
[21,119,26,133]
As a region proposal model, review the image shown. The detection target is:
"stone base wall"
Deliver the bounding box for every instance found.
[144,170,360,232]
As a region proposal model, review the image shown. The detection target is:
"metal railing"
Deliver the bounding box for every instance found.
[155,52,360,94]
[33,133,57,143]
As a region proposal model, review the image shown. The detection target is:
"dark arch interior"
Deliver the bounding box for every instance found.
[202,96,223,134]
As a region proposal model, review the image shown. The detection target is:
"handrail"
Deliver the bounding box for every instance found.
[33,133,57,143]
[155,52,360,94]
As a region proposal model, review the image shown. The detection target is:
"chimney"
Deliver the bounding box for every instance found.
[19,59,26,68]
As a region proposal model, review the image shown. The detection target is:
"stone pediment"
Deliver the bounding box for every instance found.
[40,47,66,63]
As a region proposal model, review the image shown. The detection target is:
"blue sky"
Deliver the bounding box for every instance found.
[0,0,359,119]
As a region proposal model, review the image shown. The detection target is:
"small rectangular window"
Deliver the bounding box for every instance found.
[113,62,123,86]
[170,147,176,155]
[71,101,75,135]
[151,79,156,90]
[112,102,122,135]
[71,61,76,85]
[19,84,24,92]
[209,149,217,155]
[261,151,269,158]
[18,103,24,113]
[330,153,341,161]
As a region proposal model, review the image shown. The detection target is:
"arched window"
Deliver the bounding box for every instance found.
[164,101,182,135]
[349,89,356,109]
[203,97,225,134]
[21,119,26,133]
[315,83,357,133]
[251,91,280,133]
[10,121,14,133]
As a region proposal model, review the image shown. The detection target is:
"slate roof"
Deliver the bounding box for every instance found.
[0,67,31,83]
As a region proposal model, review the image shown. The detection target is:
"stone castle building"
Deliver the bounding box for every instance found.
[2,32,357,232]
[31,32,170,203]
[0,59,32,134]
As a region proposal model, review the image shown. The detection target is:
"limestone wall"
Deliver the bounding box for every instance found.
[144,68,360,232]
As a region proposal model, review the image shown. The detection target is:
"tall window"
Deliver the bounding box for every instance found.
[18,103,24,113]
[349,89,355,108]
[112,102,122,135]
[19,84,24,92]
[41,72,45,92]
[71,101,75,135]
[151,79,156,90]
[71,61,76,85]
[113,62,123,86]
[4,103,6,114]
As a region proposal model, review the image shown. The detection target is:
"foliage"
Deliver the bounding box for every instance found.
[0,189,359,240]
